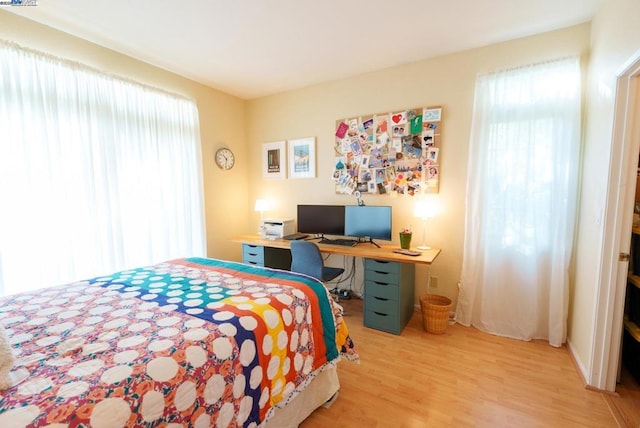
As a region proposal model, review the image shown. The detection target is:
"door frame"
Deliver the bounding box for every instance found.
[592,53,640,391]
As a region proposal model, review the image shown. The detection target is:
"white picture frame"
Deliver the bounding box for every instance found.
[262,141,286,179]
[288,137,316,179]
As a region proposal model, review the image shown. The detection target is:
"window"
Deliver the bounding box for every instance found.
[0,41,205,296]
[456,57,581,346]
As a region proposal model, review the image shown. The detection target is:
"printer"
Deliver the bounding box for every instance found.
[260,218,295,239]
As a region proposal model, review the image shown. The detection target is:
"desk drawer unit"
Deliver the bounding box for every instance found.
[364,259,415,335]
[242,244,265,266]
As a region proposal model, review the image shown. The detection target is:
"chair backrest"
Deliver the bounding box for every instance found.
[290,240,325,281]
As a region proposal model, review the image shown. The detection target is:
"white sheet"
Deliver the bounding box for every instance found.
[265,365,340,428]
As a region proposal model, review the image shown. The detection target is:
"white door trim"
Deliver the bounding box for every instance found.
[592,53,640,391]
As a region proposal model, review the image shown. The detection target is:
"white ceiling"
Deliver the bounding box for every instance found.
[8,0,600,100]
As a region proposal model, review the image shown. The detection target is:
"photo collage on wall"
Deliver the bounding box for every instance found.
[333,106,442,196]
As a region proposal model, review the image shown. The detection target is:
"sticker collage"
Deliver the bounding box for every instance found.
[333,106,442,196]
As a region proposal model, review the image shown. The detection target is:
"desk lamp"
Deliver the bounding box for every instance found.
[413,194,439,250]
[254,199,270,236]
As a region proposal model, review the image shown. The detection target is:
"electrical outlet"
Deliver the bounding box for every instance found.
[430,276,438,288]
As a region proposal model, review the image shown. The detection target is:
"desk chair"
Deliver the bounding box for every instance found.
[290,241,344,299]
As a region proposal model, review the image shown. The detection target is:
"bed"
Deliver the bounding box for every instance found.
[0,257,358,427]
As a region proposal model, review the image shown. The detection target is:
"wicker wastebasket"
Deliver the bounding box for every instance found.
[420,294,452,334]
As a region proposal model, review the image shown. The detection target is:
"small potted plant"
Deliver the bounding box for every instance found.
[399,226,412,249]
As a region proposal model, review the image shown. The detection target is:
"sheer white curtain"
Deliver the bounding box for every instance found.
[455,57,581,347]
[0,41,205,296]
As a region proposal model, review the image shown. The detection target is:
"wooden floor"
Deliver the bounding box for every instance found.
[605,367,640,427]
[302,298,626,428]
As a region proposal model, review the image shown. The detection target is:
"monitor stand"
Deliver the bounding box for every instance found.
[356,237,381,248]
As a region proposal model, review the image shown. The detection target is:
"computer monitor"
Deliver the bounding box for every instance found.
[344,205,392,246]
[297,205,345,237]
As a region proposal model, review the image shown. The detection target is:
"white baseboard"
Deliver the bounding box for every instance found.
[566,338,589,387]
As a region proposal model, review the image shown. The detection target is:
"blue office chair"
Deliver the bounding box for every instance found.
[290,240,344,284]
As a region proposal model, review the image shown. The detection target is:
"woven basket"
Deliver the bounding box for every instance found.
[420,294,452,334]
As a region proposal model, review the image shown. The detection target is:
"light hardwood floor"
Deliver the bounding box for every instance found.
[604,367,640,427]
[302,298,627,428]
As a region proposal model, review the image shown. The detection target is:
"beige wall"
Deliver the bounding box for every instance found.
[0,10,248,262]
[246,24,591,307]
[570,0,640,385]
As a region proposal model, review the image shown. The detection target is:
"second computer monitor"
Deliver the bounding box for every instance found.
[344,205,392,241]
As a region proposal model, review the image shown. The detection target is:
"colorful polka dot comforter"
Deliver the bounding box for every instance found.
[0,257,358,427]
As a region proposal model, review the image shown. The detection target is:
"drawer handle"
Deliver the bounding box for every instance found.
[248,261,257,265]
[249,253,258,256]
[374,260,390,264]
[374,271,389,275]
[374,311,388,316]
[374,297,389,301]
[374,281,390,286]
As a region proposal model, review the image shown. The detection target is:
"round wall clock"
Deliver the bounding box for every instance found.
[215,148,235,170]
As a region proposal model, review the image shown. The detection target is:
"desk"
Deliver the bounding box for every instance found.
[233,235,441,335]
[232,235,441,265]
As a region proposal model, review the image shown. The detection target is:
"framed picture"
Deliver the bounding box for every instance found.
[262,141,286,179]
[288,137,316,179]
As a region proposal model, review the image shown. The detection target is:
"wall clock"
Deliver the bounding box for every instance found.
[215,148,235,170]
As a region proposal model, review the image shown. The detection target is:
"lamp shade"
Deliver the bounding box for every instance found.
[254,199,269,212]
[414,195,440,219]
[414,200,429,219]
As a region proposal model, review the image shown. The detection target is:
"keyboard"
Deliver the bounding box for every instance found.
[319,238,357,247]
[283,233,309,240]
